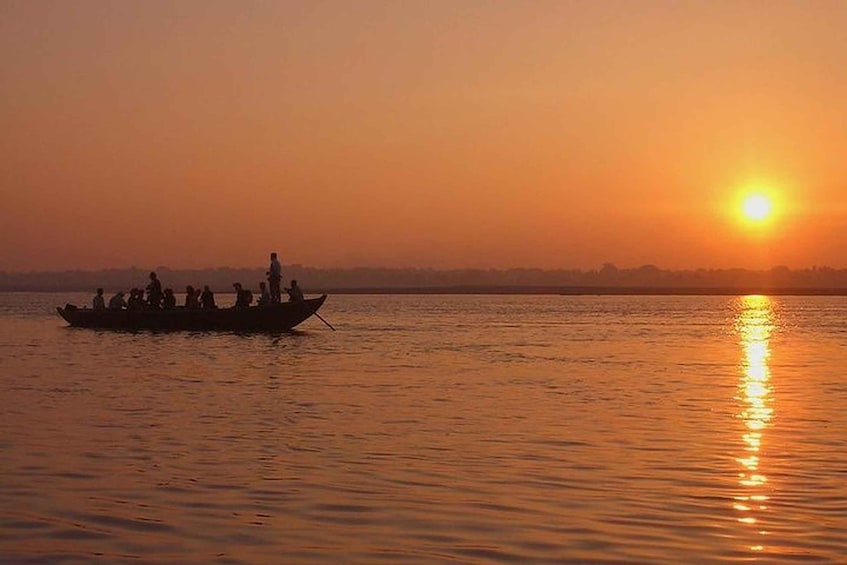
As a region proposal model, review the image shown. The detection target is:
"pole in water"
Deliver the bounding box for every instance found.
[315,312,335,331]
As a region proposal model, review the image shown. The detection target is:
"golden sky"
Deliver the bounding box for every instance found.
[2,1,845,271]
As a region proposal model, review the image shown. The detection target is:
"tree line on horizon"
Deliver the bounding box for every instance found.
[2,263,847,292]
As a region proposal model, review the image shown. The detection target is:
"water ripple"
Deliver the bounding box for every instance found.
[1,294,846,562]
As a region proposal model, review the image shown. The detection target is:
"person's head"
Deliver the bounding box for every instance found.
[117,291,125,297]
[233,283,242,290]
[96,288,103,295]
[164,288,173,295]
[149,271,157,280]
[204,285,211,292]
[270,252,277,260]
[291,279,298,287]
[186,285,193,293]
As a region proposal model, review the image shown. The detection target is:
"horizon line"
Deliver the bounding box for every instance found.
[3,263,847,274]
[5,285,847,296]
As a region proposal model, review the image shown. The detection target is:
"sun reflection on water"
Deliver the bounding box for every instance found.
[734,295,775,551]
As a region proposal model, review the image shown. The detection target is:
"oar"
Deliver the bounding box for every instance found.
[314,312,336,331]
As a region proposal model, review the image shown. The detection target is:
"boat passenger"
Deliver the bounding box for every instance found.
[233,283,253,308]
[185,285,200,309]
[285,279,304,302]
[162,288,176,310]
[257,281,271,306]
[108,291,127,310]
[267,252,282,303]
[201,285,216,309]
[146,271,163,309]
[127,288,144,311]
[93,288,106,310]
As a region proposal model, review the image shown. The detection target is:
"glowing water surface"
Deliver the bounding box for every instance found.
[1,293,845,563]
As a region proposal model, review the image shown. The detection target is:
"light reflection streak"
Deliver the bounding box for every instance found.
[734,295,775,551]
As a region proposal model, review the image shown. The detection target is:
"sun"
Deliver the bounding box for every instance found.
[741,194,773,223]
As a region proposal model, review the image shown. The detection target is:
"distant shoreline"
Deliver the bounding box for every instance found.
[325,286,847,296]
[4,286,847,296]
[4,264,847,295]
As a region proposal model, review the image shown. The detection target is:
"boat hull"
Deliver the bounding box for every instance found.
[57,295,328,332]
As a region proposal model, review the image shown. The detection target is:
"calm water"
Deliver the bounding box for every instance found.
[1,292,845,564]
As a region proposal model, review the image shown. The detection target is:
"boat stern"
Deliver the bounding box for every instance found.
[56,304,77,325]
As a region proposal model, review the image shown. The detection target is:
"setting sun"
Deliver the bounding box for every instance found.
[741,194,774,223]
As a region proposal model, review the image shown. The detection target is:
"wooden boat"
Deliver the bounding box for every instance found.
[57,295,328,332]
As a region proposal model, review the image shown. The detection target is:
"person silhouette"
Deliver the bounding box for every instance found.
[233,283,253,308]
[200,285,216,309]
[285,279,304,302]
[257,281,271,306]
[108,291,127,310]
[267,252,282,303]
[92,288,106,310]
[146,271,163,309]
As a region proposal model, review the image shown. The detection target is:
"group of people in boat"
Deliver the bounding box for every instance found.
[182,284,216,310]
[91,252,306,311]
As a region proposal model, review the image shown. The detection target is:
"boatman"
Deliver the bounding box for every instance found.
[267,252,282,304]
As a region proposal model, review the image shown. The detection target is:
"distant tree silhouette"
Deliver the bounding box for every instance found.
[2,264,847,293]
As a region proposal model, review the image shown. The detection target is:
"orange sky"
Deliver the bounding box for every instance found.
[2,1,845,272]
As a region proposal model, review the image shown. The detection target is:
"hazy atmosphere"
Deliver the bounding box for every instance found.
[4,4,847,562]
[2,1,846,271]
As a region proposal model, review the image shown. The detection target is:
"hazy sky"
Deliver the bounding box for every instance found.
[2,1,845,271]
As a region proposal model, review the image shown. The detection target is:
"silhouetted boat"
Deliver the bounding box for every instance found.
[56,295,328,332]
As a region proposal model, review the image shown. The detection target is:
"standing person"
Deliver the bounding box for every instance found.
[267,252,282,304]
[200,285,216,309]
[146,271,163,308]
[92,288,106,310]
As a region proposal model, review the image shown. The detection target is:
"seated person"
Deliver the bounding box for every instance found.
[200,285,216,309]
[108,291,127,310]
[257,281,271,306]
[162,288,176,310]
[285,279,304,302]
[233,283,253,308]
[93,288,106,310]
[127,288,145,311]
[185,286,200,309]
